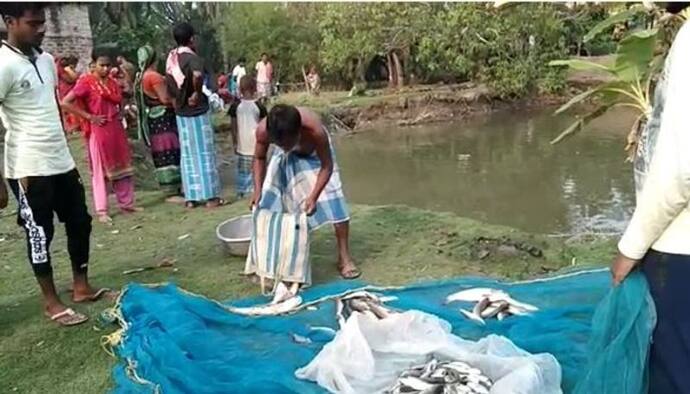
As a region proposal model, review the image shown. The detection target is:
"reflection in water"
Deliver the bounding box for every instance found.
[333,107,635,234]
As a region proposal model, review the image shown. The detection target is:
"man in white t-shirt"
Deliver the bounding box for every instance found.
[0,3,113,327]
[231,57,247,96]
[610,4,690,391]
[255,52,273,99]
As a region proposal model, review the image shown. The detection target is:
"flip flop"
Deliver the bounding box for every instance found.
[339,267,362,280]
[72,288,119,303]
[46,308,88,327]
[185,201,199,209]
[205,198,227,209]
[121,207,144,214]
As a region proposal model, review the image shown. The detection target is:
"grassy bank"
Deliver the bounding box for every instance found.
[0,139,615,393]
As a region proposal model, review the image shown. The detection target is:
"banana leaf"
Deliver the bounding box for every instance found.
[583,5,648,43]
[614,29,658,82]
[549,59,614,73]
[551,104,615,145]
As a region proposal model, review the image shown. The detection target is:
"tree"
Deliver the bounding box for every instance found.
[549,3,687,158]
[89,3,222,71]
[214,3,320,81]
[416,3,568,97]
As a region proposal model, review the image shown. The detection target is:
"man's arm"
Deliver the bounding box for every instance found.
[300,108,333,211]
[187,56,205,107]
[251,119,270,208]
[617,25,690,261]
[0,171,8,209]
[228,102,239,151]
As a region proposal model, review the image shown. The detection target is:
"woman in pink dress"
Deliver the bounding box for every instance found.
[62,51,142,223]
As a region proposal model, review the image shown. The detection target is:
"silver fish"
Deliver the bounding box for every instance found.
[446,287,538,312]
[228,295,302,316]
[399,376,436,391]
[472,297,491,317]
[291,333,311,344]
[459,309,486,325]
[481,301,509,319]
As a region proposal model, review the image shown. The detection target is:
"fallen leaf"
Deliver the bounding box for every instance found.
[111,230,120,235]
[178,233,191,241]
[130,224,142,231]
[35,341,45,347]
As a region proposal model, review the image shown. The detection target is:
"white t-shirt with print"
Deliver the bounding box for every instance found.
[0,42,75,179]
[232,65,247,83]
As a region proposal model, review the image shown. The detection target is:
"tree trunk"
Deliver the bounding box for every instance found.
[392,51,404,89]
[302,66,312,94]
[387,53,396,88]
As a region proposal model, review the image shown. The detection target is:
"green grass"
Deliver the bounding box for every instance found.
[0,138,616,393]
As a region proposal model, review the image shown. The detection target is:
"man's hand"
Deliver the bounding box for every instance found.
[611,252,640,286]
[188,92,200,107]
[249,191,261,211]
[304,196,317,216]
[90,114,106,126]
[0,181,8,210]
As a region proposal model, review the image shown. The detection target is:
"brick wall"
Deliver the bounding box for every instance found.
[0,4,93,72]
[0,4,93,136]
[42,4,93,72]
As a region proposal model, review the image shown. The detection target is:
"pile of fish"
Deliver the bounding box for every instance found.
[388,358,492,394]
[335,291,397,326]
[445,288,538,325]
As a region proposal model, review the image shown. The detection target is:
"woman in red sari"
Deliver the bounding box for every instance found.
[62,51,142,224]
[56,55,80,134]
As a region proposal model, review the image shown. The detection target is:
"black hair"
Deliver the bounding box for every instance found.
[0,2,48,19]
[91,47,114,62]
[238,57,246,63]
[173,22,195,46]
[267,105,301,143]
[665,2,690,14]
[261,52,268,57]
[239,75,256,95]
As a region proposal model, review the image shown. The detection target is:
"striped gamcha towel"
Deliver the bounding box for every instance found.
[256,132,350,230]
[244,209,311,290]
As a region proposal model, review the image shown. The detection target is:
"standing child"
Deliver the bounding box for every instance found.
[228,75,267,198]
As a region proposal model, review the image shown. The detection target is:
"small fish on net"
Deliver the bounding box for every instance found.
[446,288,538,325]
[387,358,492,394]
[335,291,397,326]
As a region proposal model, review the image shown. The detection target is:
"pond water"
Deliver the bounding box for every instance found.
[332,107,635,234]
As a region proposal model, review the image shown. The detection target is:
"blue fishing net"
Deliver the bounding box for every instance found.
[109,267,653,393]
[573,270,656,394]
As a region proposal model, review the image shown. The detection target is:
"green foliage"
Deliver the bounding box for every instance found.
[416,3,568,98]
[550,29,658,145]
[583,5,647,43]
[549,2,688,148]
[215,3,320,80]
[90,3,222,71]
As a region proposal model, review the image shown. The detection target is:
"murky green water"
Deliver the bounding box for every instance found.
[334,107,635,234]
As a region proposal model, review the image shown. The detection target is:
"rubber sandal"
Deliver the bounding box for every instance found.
[205,198,227,209]
[165,195,186,204]
[121,207,144,214]
[339,267,362,280]
[185,201,199,209]
[46,308,88,327]
[72,288,119,303]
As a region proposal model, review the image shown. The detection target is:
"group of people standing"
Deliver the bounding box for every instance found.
[0,2,360,327]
